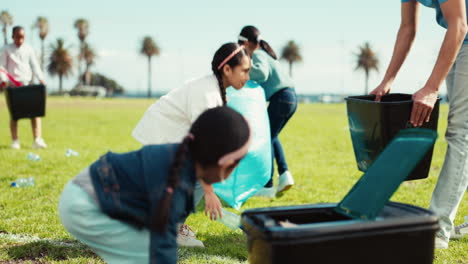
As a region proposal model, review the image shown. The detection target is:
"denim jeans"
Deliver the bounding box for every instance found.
[265,88,298,187]
[429,44,468,241]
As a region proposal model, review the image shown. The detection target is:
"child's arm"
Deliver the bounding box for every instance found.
[28,47,45,84]
[0,50,8,88]
[201,181,223,220]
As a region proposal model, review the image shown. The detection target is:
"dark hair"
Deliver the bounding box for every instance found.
[238,25,277,60]
[211,42,248,105]
[12,26,24,36]
[153,106,250,232]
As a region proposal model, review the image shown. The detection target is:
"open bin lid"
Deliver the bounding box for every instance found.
[336,129,437,220]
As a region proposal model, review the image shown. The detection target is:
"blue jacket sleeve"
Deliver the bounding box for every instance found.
[250,51,270,83]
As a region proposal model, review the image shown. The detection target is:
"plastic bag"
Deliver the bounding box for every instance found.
[213,80,272,209]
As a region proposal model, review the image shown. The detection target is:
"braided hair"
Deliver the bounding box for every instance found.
[238,25,278,60]
[153,106,250,232]
[152,135,191,232]
[211,43,248,105]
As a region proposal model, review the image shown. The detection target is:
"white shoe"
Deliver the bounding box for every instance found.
[277,171,294,196]
[435,237,448,249]
[254,187,276,198]
[176,224,204,248]
[32,138,47,149]
[451,216,468,240]
[11,140,20,150]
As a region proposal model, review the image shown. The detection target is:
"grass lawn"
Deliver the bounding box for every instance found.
[0,97,466,263]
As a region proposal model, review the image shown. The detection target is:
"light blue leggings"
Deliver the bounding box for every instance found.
[59,181,151,264]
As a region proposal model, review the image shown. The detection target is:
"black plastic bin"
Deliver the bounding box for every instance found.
[345,93,440,180]
[5,84,46,120]
[241,129,439,264]
[241,202,438,264]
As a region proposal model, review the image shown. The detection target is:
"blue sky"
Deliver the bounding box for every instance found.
[5,0,448,95]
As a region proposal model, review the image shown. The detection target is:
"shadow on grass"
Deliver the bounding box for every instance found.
[178,231,248,262]
[5,239,99,262]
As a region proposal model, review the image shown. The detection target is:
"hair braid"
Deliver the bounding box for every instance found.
[214,71,227,105]
[239,25,278,59]
[152,136,191,232]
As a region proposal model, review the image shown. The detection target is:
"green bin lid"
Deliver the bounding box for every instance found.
[336,129,437,220]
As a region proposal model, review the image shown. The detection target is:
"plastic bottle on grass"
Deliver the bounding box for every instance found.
[11,177,35,187]
[27,152,41,161]
[65,148,79,157]
[217,208,241,230]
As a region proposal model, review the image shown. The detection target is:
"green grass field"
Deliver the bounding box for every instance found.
[0,97,466,264]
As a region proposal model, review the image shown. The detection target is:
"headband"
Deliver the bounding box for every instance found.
[238,34,262,43]
[217,46,245,70]
[238,35,248,42]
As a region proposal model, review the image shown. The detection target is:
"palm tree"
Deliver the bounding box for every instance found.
[48,38,73,93]
[34,16,49,71]
[74,18,89,85]
[355,42,379,95]
[81,43,97,85]
[281,40,302,77]
[140,36,160,98]
[1,10,13,45]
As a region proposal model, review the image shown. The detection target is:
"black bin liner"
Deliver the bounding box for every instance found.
[345,93,440,180]
[241,202,439,264]
[5,85,47,120]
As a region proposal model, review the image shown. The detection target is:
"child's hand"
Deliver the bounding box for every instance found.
[204,191,222,220]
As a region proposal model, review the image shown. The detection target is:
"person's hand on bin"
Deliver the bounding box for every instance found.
[410,87,438,127]
[370,82,392,102]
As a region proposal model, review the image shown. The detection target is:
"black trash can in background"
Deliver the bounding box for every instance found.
[5,84,46,120]
[345,93,440,180]
[242,202,438,264]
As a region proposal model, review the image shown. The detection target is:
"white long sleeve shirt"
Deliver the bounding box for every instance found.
[132,74,223,145]
[0,43,44,85]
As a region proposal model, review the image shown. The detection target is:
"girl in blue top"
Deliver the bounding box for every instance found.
[58,107,252,264]
[371,0,468,248]
[238,25,297,197]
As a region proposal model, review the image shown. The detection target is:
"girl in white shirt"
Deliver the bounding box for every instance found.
[132,42,250,247]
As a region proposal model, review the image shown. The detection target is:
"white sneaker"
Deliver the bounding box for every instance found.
[11,140,20,150]
[254,187,276,198]
[451,216,468,240]
[435,237,448,249]
[276,171,294,196]
[176,224,204,248]
[32,138,47,149]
